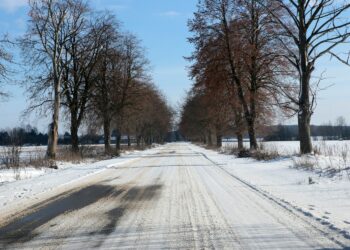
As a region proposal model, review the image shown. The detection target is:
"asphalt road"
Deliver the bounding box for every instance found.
[0,143,348,249]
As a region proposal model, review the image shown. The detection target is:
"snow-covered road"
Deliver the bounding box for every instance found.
[0,143,349,249]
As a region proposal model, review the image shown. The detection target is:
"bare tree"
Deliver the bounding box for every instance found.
[22,0,81,159]
[188,33,245,148]
[0,36,12,99]
[179,89,215,145]
[130,83,173,146]
[88,27,151,154]
[263,0,350,154]
[189,0,283,150]
[112,34,150,151]
[233,0,285,149]
[89,16,122,154]
[61,9,111,153]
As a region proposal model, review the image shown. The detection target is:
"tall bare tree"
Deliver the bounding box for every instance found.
[89,15,123,154]
[188,33,245,148]
[234,0,285,149]
[189,0,282,150]
[113,34,149,151]
[61,9,111,153]
[22,0,81,159]
[263,0,350,154]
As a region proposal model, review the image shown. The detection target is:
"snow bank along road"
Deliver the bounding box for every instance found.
[0,143,349,249]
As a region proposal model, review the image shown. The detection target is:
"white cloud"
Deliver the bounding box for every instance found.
[160,11,181,17]
[0,0,27,12]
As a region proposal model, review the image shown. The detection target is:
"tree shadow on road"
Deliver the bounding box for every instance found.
[0,183,163,249]
[0,184,123,247]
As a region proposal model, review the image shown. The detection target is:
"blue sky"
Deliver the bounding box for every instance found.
[0,0,349,131]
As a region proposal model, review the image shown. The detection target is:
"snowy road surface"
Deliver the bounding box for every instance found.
[0,143,349,249]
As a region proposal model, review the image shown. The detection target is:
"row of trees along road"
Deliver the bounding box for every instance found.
[181,0,350,154]
[17,0,172,158]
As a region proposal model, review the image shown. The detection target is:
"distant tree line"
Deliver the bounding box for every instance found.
[0,125,152,146]
[0,126,48,146]
[265,120,350,141]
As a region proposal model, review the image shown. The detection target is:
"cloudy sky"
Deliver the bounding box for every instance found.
[0,0,349,131]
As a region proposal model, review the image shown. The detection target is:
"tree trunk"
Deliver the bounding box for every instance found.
[70,122,79,154]
[298,111,312,154]
[248,73,258,150]
[247,117,258,150]
[146,136,152,145]
[298,7,313,154]
[103,118,111,154]
[298,70,313,154]
[216,134,222,147]
[207,130,213,146]
[116,134,121,151]
[203,134,207,144]
[234,109,245,152]
[137,135,143,147]
[236,132,244,152]
[248,0,259,151]
[47,81,60,159]
[47,123,54,158]
[127,135,131,147]
[70,112,79,154]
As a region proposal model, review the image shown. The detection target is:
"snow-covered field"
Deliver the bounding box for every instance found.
[223,139,350,156]
[0,145,106,162]
[223,140,350,178]
[195,143,350,238]
[0,146,160,212]
[0,144,136,183]
[0,161,95,183]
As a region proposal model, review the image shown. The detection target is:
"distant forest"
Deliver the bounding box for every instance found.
[264,124,350,141]
[0,125,101,146]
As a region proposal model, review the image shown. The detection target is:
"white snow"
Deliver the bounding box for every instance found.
[1,142,350,244]
[2,143,346,249]
[0,167,48,183]
[0,146,160,212]
[189,143,350,238]
[223,139,350,156]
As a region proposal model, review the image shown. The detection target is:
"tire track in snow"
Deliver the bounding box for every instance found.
[195,149,350,249]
